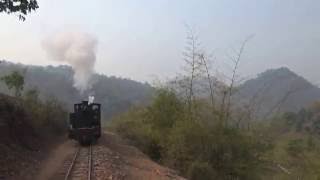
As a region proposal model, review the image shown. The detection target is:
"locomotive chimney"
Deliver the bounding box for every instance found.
[82,100,89,105]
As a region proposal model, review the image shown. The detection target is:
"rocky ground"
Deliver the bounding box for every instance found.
[13,132,185,180]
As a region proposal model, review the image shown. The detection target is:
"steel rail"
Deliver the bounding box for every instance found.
[88,144,92,180]
[64,146,80,180]
[64,145,93,180]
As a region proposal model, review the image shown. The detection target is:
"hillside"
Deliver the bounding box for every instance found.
[1,61,318,121]
[236,67,320,119]
[0,93,66,179]
[0,60,153,120]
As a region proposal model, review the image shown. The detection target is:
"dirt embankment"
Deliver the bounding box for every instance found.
[35,132,185,180]
[0,94,38,179]
[0,94,61,180]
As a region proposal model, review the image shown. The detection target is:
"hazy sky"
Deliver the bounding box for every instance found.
[1,0,320,84]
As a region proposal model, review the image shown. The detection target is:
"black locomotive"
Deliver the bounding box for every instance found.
[68,100,101,145]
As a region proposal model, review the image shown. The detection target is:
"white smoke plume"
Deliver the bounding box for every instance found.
[88,95,95,105]
[42,31,97,93]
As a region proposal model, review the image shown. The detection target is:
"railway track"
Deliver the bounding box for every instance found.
[64,145,93,180]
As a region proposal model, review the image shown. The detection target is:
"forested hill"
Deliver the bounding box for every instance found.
[0,60,153,120]
[237,67,320,118]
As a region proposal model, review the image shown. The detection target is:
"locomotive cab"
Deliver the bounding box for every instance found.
[68,100,101,145]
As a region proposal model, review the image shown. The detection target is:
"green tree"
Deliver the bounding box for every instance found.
[147,89,184,129]
[24,88,39,102]
[286,139,304,157]
[1,71,25,97]
[0,0,38,21]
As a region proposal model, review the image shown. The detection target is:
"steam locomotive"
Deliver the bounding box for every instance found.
[68,100,101,145]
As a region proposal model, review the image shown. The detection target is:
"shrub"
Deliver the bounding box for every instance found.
[111,88,271,179]
[187,161,216,180]
[23,89,68,135]
[286,139,304,157]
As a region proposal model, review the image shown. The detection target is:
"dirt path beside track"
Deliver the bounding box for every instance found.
[31,132,185,180]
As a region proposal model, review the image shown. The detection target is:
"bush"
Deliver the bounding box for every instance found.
[286,139,305,157]
[23,89,68,135]
[111,88,271,180]
[187,161,216,180]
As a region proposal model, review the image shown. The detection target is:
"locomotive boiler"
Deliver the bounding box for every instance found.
[68,100,101,145]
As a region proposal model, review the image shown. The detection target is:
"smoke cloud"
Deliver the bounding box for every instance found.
[43,31,97,93]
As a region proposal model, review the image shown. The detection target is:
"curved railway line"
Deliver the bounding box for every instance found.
[64,145,93,180]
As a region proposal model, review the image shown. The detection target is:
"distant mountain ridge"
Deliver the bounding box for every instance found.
[236,67,320,118]
[0,60,153,121]
[1,60,318,121]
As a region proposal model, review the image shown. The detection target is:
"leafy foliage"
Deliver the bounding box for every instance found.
[0,88,67,144]
[286,139,305,157]
[1,71,24,97]
[22,88,68,134]
[258,106,320,179]
[0,0,38,21]
[111,88,272,180]
[283,102,320,134]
